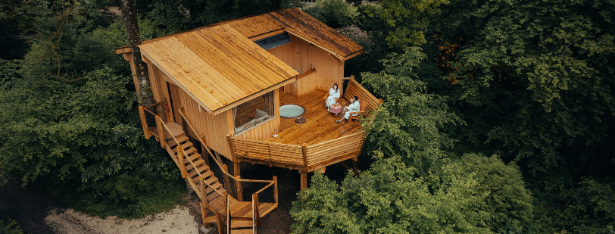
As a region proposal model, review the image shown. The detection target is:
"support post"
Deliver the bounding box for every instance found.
[199,177,209,228]
[201,143,209,166]
[156,116,165,148]
[215,214,223,234]
[234,161,242,201]
[226,194,231,234]
[222,164,232,197]
[273,176,278,203]
[179,146,187,179]
[252,193,260,228]
[300,171,308,191]
[352,157,359,177]
[138,106,151,139]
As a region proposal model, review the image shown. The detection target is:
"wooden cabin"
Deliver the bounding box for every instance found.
[115,8,380,233]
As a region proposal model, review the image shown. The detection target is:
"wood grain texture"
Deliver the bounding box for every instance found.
[268,34,344,97]
[139,25,298,114]
[266,89,362,145]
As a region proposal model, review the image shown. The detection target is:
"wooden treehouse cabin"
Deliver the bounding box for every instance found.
[115,8,380,233]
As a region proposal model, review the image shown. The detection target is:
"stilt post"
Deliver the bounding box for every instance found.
[352,157,359,177]
[273,176,278,203]
[234,161,242,201]
[138,106,151,139]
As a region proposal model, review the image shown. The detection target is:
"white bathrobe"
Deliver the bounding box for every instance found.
[326,88,340,108]
[343,100,360,119]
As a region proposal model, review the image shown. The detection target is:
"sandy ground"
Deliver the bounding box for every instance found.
[44,206,209,234]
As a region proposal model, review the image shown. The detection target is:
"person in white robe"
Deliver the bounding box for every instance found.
[336,96,360,123]
[326,83,341,109]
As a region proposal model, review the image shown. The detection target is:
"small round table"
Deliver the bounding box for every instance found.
[328,104,342,116]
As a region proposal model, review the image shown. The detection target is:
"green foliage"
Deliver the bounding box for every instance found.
[303,0,359,28]
[454,153,533,231]
[358,0,449,48]
[423,0,615,232]
[0,0,187,219]
[0,220,23,234]
[361,47,460,174]
[136,0,303,31]
[292,156,494,233]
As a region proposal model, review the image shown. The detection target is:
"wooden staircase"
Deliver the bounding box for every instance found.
[152,121,276,234]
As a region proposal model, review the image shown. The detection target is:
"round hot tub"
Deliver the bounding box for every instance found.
[279,104,306,119]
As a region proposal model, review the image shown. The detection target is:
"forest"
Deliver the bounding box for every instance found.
[0,0,614,233]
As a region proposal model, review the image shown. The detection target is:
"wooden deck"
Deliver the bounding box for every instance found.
[265,89,362,145]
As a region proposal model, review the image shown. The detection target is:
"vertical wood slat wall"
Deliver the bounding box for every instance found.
[269,34,344,96]
[147,62,234,160]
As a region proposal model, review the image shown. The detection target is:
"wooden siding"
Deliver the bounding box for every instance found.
[269,34,344,96]
[177,88,233,160]
[139,24,298,114]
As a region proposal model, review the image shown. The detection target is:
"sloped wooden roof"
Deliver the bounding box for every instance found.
[139,24,298,114]
[216,8,363,59]
[119,8,363,115]
[268,8,363,59]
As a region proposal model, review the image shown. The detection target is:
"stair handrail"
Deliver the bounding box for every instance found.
[177,108,275,183]
[158,118,226,197]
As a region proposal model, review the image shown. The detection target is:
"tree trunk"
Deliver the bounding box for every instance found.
[119,0,156,107]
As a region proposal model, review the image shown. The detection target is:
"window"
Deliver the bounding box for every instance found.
[232,91,275,135]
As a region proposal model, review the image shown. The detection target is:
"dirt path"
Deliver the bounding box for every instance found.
[44,206,203,234]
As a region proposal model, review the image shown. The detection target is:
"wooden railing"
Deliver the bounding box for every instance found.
[177,107,278,231]
[230,138,304,169]
[305,131,365,170]
[228,131,366,173]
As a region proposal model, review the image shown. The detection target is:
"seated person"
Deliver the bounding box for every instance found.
[326,83,341,109]
[336,96,360,123]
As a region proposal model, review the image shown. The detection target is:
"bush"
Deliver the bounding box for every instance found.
[0,220,22,234]
[303,0,359,28]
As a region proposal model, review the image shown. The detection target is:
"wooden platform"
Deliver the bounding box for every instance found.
[266,89,362,145]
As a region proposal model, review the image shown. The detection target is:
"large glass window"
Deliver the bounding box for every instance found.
[233,91,275,135]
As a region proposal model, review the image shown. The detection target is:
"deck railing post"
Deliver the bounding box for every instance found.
[226,194,231,234]
[156,116,165,148]
[253,193,260,228]
[179,146,187,179]
[138,106,151,139]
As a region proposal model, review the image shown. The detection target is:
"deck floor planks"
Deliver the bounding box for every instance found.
[265,89,362,146]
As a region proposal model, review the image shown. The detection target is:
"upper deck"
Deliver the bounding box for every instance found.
[227,78,380,176]
[266,89,361,145]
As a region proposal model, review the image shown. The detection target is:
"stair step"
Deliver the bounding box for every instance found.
[163,122,185,140]
[203,176,219,185]
[187,153,201,162]
[167,135,189,148]
[172,142,194,153]
[188,165,210,178]
[231,220,253,228]
[191,171,214,184]
[231,229,254,234]
[186,159,206,171]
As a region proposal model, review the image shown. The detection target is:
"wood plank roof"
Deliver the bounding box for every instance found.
[128,8,363,115]
[139,24,298,114]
